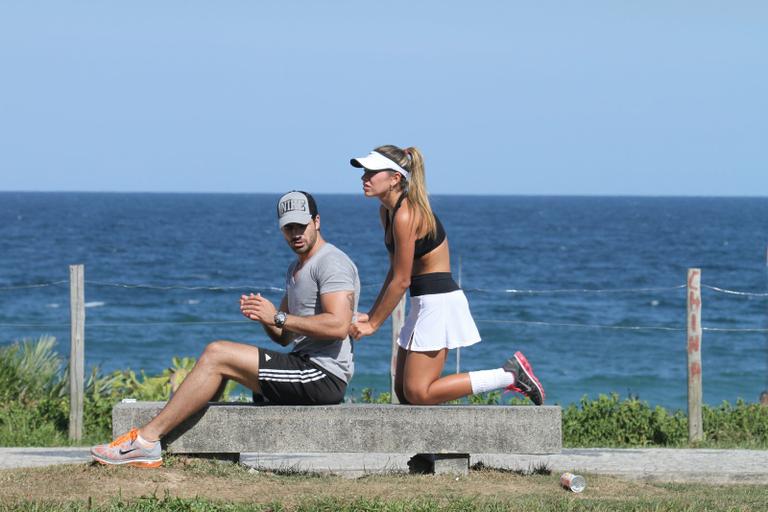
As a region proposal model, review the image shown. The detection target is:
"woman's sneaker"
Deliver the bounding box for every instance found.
[503,351,545,405]
[91,427,162,468]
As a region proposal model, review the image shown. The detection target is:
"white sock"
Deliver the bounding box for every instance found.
[136,433,159,448]
[469,368,515,394]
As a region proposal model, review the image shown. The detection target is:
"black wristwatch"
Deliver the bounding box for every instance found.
[274,311,287,328]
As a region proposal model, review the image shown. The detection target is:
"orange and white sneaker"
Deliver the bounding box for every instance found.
[91,428,162,468]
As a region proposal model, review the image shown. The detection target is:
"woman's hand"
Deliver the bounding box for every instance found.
[354,312,369,323]
[349,320,377,340]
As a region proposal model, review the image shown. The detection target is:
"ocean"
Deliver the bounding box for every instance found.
[1,192,767,409]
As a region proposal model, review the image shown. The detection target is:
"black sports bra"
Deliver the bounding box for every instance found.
[384,194,446,259]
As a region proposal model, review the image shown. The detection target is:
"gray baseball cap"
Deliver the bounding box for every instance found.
[277,191,318,228]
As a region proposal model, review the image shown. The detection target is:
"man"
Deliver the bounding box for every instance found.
[91,191,360,467]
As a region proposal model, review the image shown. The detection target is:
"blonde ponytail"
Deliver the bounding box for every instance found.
[374,144,437,239]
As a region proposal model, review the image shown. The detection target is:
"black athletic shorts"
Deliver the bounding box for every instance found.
[255,348,346,405]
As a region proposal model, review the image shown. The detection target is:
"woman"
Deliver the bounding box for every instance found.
[348,145,545,405]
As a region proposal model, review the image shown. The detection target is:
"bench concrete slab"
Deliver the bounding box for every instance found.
[113,402,561,456]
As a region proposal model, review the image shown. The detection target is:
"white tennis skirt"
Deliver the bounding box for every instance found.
[397,289,482,351]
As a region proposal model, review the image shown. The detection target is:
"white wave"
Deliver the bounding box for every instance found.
[46,303,60,308]
[186,299,201,305]
[84,301,106,308]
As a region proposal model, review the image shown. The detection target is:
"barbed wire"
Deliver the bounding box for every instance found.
[3,318,766,333]
[0,281,68,290]
[0,320,249,327]
[701,284,768,298]
[4,280,766,297]
[475,318,685,331]
[701,327,768,333]
[0,280,384,292]
[477,318,768,333]
[83,280,286,292]
[467,285,687,294]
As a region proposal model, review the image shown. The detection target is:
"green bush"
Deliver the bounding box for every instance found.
[702,399,768,448]
[3,337,768,448]
[562,393,768,448]
[0,400,69,446]
[0,336,71,445]
[0,337,238,445]
[358,387,392,404]
[562,393,688,447]
[0,335,65,403]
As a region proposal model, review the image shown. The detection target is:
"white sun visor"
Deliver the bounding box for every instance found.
[350,151,410,181]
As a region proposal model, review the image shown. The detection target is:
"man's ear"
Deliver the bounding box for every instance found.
[313,214,321,231]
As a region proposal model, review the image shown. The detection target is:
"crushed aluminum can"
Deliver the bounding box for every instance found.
[560,472,586,493]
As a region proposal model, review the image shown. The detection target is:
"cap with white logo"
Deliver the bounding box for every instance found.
[277,191,318,229]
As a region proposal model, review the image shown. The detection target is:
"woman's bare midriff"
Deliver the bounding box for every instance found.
[411,238,451,276]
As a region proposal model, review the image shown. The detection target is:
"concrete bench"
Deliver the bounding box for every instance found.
[113,402,562,474]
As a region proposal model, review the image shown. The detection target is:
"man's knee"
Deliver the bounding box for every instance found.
[199,340,231,365]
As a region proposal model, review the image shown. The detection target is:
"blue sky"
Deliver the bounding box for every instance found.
[0,2,766,195]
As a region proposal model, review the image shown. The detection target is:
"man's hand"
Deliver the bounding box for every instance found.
[240,293,278,325]
[349,320,377,340]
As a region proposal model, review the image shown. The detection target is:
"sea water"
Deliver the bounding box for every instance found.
[1,192,767,408]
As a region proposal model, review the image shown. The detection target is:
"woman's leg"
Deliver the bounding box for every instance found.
[140,340,262,440]
[401,349,473,405]
[400,349,545,405]
[393,347,409,403]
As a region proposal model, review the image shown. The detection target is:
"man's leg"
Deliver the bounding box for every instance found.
[140,340,261,441]
[91,340,261,467]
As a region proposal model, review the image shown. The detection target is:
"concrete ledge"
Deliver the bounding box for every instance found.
[0,447,91,470]
[113,402,561,455]
[239,449,768,482]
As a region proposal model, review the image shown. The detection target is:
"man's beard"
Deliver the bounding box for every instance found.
[291,236,315,254]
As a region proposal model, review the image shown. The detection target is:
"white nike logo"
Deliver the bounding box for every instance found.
[265,354,271,362]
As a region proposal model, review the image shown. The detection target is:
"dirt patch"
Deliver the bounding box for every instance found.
[0,458,674,507]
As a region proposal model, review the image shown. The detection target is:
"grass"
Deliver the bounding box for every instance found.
[0,459,767,511]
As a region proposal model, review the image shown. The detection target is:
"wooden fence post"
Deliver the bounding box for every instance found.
[390,295,406,404]
[687,268,703,443]
[69,264,85,441]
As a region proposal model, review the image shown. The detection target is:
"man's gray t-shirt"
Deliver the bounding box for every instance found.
[285,242,360,383]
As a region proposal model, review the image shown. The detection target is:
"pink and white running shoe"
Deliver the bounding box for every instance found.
[504,351,545,405]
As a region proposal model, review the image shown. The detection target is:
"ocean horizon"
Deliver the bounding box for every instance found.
[4,190,767,197]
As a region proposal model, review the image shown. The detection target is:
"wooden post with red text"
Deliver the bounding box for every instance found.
[390,295,406,404]
[686,268,703,443]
